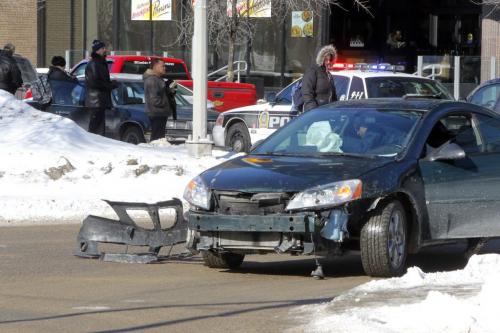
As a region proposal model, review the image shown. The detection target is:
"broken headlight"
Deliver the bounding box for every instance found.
[183,176,211,210]
[286,179,362,211]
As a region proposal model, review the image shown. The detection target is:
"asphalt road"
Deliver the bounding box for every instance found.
[0,225,495,333]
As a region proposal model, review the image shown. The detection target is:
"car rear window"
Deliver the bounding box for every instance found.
[121,61,189,80]
[366,77,453,99]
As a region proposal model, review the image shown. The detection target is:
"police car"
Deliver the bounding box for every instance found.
[213,66,454,152]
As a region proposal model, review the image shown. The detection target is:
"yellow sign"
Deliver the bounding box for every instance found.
[258,111,270,128]
[131,0,172,21]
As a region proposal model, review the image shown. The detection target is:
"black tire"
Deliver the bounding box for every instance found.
[201,250,245,269]
[122,126,146,145]
[226,122,251,153]
[360,200,408,277]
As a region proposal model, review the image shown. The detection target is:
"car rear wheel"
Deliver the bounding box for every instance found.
[201,250,245,269]
[122,126,146,145]
[360,200,408,277]
[226,123,251,153]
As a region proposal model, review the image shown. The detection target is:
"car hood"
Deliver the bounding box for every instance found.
[200,154,391,193]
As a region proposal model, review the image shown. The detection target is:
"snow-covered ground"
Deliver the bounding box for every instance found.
[0,90,234,225]
[291,254,500,333]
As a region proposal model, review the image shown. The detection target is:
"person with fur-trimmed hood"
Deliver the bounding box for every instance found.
[302,45,338,112]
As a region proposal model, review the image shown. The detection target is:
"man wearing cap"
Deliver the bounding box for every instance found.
[0,43,23,94]
[84,40,117,135]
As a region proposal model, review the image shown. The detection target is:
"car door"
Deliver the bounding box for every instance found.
[48,80,89,129]
[419,111,500,239]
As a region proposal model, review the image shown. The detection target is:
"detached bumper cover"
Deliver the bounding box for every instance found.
[74,199,187,261]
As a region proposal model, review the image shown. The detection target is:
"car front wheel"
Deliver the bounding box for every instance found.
[201,250,245,269]
[121,126,146,145]
[360,200,408,277]
[226,123,251,153]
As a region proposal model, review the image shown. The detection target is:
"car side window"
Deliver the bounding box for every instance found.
[50,80,84,106]
[474,114,500,153]
[333,75,349,100]
[469,84,500,110]
[275,82,294,104]
[348,76,364,99]
[424,114,482,155]
[73,63,87,77]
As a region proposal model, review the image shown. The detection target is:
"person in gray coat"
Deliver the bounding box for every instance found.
[144,58,176,141]
[302,45,338,112]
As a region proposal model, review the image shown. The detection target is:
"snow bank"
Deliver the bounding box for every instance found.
[291,254,500,333]
[0,90,235,225]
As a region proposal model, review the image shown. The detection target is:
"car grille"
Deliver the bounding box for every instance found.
[166,121,215,132]
[214,191,290,215]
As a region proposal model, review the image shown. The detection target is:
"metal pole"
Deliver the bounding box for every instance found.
[188,0,212,157]
[280,5,286,87]
[83,0,87,58]
[417,56,423,76]
[491,57,497,80]
[454,56,460,100]
[112,0,120,51]
[150,0,154,54]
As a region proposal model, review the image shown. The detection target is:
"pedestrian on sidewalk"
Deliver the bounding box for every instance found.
[302,45,338,112]
[0,43,23,94]
[47,56,77,83]
[143,58,176,142]
[84,40,117,135]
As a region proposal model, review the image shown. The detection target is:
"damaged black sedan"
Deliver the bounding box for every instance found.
[185,98,500,277]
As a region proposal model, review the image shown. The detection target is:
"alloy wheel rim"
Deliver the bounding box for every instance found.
[388,209,405,269]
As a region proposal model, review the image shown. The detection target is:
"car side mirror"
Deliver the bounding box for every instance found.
[250,139,264,152]
[425,142,466,162]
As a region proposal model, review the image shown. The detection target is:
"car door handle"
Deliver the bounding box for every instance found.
[213,92,224,98]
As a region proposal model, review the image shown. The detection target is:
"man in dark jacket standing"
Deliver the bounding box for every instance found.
[0,43,23,94]
[47,56,77,82]
[302,45,338,112]
[144,58,176,141]
[85,40,116,135]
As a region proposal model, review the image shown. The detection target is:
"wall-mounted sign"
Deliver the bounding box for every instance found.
[291,11,313,38]
[227,0,272,18]
[131,0,172,21]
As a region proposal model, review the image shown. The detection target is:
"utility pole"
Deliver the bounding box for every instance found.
[187,0,213,158]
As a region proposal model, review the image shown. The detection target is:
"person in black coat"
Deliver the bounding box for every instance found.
[47,56,77,83]
[143,58,177,141]
[0,43,23,95]
[84,40,117,135]
[302,45,338,112]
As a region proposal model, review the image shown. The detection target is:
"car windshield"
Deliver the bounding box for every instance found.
[366,77,453,99]
[253,108,422,157]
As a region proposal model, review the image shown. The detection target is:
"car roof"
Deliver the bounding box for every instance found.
[322,97,453,111]
[332,70,428,79]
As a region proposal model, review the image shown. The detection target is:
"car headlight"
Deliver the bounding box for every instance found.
[215,114,224,126]
[286,179,362,211]
[183,176,211,210]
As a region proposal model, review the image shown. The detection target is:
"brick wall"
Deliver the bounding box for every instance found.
[0,0,37,65]
[45,0,83,68]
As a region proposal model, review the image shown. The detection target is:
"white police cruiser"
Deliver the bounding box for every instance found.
[213,65,454,152]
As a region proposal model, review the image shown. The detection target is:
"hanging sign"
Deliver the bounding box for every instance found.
[131,0,172,21]
[227,0,272,18]
[291,11,313,38]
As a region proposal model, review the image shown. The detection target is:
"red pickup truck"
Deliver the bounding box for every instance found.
[71,55,257,112]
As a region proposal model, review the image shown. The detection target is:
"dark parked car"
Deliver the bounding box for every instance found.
[185,98,500,277]
[467,78,500,113]
[29,73,218,144]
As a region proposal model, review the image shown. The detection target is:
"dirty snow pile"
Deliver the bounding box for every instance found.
[0,90,233,225]
[292,254,500,333]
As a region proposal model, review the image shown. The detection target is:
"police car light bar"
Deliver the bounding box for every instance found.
[330,62,355,70]
[355,63,405,72]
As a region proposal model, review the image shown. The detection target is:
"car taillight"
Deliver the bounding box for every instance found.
[215,114,224,126]
[24,88,33,99]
